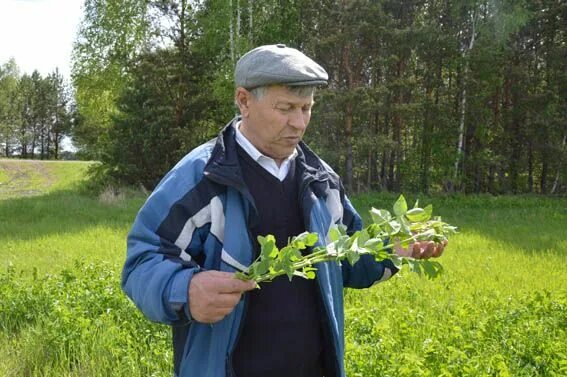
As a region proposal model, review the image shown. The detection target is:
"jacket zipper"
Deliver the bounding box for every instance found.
[301,175,342,377]
[209,169,256,377]
[226,292,249,377]
[225,226,256,376]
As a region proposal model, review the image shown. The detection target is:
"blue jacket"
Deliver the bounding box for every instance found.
[122,117,397,377]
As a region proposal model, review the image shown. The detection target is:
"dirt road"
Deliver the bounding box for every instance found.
[0,159,55,199]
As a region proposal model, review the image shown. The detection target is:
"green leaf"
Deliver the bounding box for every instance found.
[373,249,390,262]
[386,220,401,234]
[363,238,383,250]
[421,260,443,279]
[305,270,316,279]
[389,254,403,269]
[336,224,348,235]
[410,259,423,276]
[370,208,392,224]
[357,229,370,245]
[345,249,360,266]
[328,227,341,242]
[406,207,429,222]
[260,240,275,259]
[234,271,249,280]
[423,205,433,221]
[399,217,412,235]
[255,260,270,276]
[295,241,306,249]
[393,195,408,217]
[302,266,317,279]
[291,248,302,261]
[284,264,294,281]
[305,233,319,246]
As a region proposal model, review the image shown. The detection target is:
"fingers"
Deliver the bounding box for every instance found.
[412,240,448,259]
[200,270,256,293]
[188,271,255,324]
[411,243,422,258]
[432,240,448,258]
[219,276,257,294]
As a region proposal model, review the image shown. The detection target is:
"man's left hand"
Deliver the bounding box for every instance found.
[395,240,448,259]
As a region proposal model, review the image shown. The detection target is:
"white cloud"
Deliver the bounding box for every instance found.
[0,0,83,80]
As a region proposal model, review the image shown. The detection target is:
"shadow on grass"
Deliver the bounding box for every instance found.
[0,188,146,242]
[1,189,565,254]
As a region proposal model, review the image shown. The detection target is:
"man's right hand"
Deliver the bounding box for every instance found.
[188,270,256,324]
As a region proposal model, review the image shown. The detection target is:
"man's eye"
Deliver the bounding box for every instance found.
[276,106,292,112]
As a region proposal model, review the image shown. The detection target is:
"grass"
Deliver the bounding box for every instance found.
[0,159,91,200]
[0,161,565,376]
[0,159,145,273]
[347,194,566,376]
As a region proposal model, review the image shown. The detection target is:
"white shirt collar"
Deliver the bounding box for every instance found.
[234,121,298,181]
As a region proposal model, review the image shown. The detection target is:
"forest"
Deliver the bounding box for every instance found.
[1,0,565,194]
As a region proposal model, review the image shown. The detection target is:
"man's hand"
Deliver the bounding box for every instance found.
[189,270,256,324]
[395,240,448,259]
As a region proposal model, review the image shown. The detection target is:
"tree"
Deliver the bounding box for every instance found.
[0,59,21,157]
[72,0,151,158]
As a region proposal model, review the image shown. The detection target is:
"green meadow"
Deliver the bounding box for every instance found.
[0,160,565,376]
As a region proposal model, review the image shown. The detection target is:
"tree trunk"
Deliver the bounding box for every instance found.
[420,84,433,194]
[550,135,565,194]
[341,42,359,193]
[541,158,548,194]
[453,11,477,186]
[381,115,389,190]
[54,130,60,160]
[229,0,235,63]
[367,149,373,192]
[40,124,45,160]
[391,59,404,192]
[528,139,534,192]
[488,165,495,194]
[31,137,36,159]
[344,102,354,192]
[248,0,252,42]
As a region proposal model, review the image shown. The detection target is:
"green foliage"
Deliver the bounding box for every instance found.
[71,0,151,159]
[0,262,172,376]
[68,0,565,194]
[1,164,566,376]
[0,60,71,159]
[236,195,456,283]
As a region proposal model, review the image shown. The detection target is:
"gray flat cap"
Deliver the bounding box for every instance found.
[235,44,328,89]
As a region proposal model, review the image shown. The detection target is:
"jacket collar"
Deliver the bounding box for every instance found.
[204,116,338,190]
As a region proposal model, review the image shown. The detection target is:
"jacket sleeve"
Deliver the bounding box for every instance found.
[340,195,399,288]
[121,168,205,325]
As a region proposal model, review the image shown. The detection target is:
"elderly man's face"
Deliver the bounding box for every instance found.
[237,85,314,164]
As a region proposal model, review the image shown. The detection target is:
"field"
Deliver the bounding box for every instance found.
[1,159,566,376]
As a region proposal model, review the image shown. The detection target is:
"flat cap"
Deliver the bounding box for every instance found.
[235,44,328,89]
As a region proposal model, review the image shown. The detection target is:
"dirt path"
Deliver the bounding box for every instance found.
[0,159,55,199]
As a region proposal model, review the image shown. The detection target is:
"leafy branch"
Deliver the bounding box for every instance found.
[235,195,457,284]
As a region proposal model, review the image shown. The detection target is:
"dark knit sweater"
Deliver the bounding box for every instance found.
[232,145,324,377]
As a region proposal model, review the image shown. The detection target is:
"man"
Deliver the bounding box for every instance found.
[122,44,446,377]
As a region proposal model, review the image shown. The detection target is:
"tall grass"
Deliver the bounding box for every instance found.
[0,161,565,376]
[347,195,566,376]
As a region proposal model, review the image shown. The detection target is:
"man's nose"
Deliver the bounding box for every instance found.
[288,108,307,130]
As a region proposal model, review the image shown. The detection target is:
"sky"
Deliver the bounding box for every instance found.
[0,0,83,80]
[0,0,83,152]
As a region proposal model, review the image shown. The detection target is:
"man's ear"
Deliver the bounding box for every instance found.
[235,88,252,118]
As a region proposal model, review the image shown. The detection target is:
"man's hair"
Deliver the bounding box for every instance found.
[249,85,316,99]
